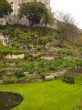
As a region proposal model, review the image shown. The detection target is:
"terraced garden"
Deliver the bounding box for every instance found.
[0,26,82,110]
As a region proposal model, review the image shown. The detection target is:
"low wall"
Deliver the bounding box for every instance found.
[6,54,25,59]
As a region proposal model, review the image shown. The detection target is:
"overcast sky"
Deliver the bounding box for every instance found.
[50,0,82,29]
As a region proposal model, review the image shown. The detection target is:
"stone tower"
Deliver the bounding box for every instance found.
[8,0,50,15]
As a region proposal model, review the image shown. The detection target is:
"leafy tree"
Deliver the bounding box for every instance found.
[19,1,54,27]
[0,0,12,18]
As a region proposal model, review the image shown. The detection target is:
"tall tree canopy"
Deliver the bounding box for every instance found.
[19,1,54,26]
[0,0,12,18]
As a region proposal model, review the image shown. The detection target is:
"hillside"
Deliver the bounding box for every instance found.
[0,25,82,83]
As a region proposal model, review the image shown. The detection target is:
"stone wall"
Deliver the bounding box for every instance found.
[0,33,9,46]
[7,15,29,25]
[6,54,25,59]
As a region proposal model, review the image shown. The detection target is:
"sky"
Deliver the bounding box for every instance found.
[50,0,82,29]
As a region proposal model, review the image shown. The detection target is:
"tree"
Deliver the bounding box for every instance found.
[19,1,54,27]
[56,12,79,47]
[42,10,55,26]
[0,0,12,18]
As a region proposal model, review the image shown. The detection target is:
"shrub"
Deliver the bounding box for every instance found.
[62,75,74,84]
[0,69,6,77]
[2,77,17,84]
[15,71,25,78]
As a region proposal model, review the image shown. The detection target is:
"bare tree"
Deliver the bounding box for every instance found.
[56,12,79,47]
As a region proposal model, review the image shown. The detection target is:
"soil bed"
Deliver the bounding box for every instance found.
[0,92,23,110]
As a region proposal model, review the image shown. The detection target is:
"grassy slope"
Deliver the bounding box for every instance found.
[0,79,82,110]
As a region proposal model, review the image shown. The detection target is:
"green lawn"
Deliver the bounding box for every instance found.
[0,79,82,110]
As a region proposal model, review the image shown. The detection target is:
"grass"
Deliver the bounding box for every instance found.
[75,74,82,85]
[0,79,82,110]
